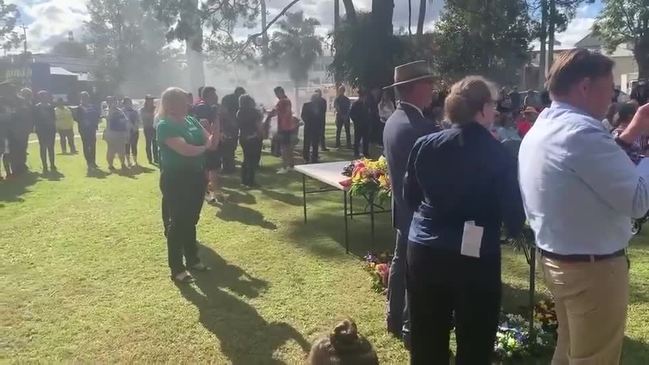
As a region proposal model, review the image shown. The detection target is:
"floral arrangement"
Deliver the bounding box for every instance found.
[363,252,393,294]
[340,157,391,203]
[494,305,557,360]
[534,300,558,332]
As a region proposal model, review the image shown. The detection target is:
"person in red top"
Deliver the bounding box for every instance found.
[516,107,538,137]
[271,86,296,174]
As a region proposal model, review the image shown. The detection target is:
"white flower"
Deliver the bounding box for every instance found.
[537,337,545,345]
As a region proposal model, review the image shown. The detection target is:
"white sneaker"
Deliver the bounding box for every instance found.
[276,168,288,174]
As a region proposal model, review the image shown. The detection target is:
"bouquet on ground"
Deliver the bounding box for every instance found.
[340,156,391,203]
[363,252,393,294]
[494,303,557,360]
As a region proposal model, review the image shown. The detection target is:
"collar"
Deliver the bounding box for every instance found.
[550,101,605,130]
[399,101,423,116]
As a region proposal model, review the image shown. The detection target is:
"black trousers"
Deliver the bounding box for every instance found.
[36,128,56,169]
[353,123,370,157]
[221,136,238,172]
[79,127,97,167]
[335,115,351,148]
[144,126,158,163]
[407,244,501,365]
[320,118,327,149]
[8,131,29,174]
[240,137,262,186]
[125,130,139,157]
[58,129,76,153]
[160,169,206,276]
[303,122,321,163]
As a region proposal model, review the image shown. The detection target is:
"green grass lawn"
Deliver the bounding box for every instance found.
[2,123,649,364]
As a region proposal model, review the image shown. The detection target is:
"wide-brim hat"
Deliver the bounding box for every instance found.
[384,60,434,90]
[145,94,155,100]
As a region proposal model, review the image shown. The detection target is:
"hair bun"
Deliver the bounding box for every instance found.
[330,319,360,352]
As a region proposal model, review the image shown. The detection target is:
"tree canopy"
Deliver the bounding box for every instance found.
[432,0,533,84]
[51,40,90,59]
[268,11,323,87]
[594,0,649,79]
[0,0,21,52]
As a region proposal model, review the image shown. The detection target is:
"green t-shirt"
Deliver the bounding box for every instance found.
[156,116,206,172]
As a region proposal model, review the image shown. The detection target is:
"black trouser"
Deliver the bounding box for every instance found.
[303,122,321,163]
[125,130,139,158]
[144,126,158,163]
[36,127,56,169]
[353,122,370,157]
[8,131,28,174]
[221,135,238,172]
[160,169,206,276]
[240,137,262,186]
[79,127,97,167]
[320,118,327,150]
[335,115,351,148]
[58,129,76,153]
[407,244,501,365]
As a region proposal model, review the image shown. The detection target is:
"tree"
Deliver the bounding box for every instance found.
[417,0,427,36]
[51,40,90,59]
[595,0,649,80]
[433,0,533,84]
[143,0,260,91]
[330,0,397,89]
[85,0,178,96]
[0,0,21,51]
[268,11,323,101]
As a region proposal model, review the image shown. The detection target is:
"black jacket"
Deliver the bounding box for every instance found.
[404,122,525,257]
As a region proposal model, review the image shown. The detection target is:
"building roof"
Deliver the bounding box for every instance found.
[574,32,602,48]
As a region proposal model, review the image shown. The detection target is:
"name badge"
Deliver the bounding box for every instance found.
[461,221,483,258]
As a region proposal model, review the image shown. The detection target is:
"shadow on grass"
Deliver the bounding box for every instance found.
[623,336,649,364]
[260,188,303,206]
[177,245,310,364]
[221,188,256,205]
[0,171,39,203]
[86,168,110,179]
[286,210,394,258]
[43,170,65,181]
[216,201,277,230]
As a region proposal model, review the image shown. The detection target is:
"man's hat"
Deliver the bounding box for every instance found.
[145,94,154,100]
[384,60,433,89]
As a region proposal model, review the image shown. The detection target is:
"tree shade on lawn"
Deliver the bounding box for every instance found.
[2,122,649,363]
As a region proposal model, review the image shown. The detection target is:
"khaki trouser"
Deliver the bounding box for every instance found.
[541,255,629,365]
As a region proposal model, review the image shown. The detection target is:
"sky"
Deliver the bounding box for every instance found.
[11,0,602,53]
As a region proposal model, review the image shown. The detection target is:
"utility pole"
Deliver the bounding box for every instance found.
[21,24,27,55]
[547,0,556,72]
[334,0,341,86]
[20,24,28,86]
[260,0,269,68]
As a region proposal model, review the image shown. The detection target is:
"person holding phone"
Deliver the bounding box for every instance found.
[157,87,220,284]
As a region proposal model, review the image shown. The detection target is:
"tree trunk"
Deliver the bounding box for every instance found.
[635,36,649,80]
[547,0,556,71]
[538,0,547,89]
[408,0,412,35]
[342,0,357,23]
[334,0,341,85]
[261,0,269,68]
[417,0,426,36]
[186,39,205,94]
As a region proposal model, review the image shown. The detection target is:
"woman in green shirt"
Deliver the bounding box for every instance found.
[157,87,220,283]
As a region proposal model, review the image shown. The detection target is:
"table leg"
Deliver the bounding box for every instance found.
[528,247,537,341]
[370,195,375,249]
[350,193,353,220]
[302,174,307,224]
[344,190,349,254]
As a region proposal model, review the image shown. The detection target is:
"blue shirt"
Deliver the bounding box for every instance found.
[519,101,649,255]
[405,122,525,257]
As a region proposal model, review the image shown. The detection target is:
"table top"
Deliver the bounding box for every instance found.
[294,161,351,191]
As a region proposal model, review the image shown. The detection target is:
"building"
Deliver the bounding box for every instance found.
[524,33,639,93]
[0,53,97,102]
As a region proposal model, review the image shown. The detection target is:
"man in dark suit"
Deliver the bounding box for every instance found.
[301,93,322,163]
[314,89,329,151]
[383,60,439,344]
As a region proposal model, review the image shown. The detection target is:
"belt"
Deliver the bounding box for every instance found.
[538,248,626,263]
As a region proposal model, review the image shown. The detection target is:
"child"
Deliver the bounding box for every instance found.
[308,319,379,365]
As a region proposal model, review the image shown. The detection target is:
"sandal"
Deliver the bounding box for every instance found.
[171,271,195,284]
[189,262,211,272]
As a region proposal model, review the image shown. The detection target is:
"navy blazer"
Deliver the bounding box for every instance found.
[404,122,525,257]
[383,103,440,231]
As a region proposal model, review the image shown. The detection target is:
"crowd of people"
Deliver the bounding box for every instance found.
[3,46,649,365]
